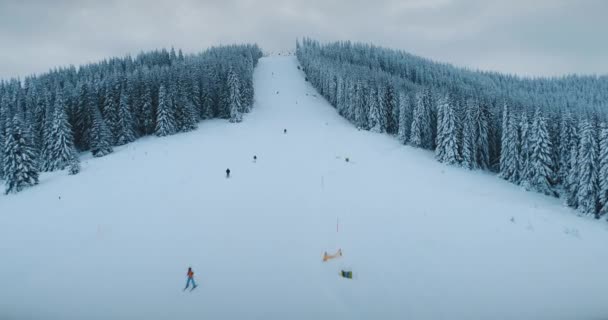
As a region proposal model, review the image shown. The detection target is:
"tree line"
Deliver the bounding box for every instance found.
[297,38,608,219]
[0,44,263,194]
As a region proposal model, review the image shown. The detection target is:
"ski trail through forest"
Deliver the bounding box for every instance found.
[1,56,608,320]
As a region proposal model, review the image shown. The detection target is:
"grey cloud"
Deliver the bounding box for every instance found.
[0,0,607,79]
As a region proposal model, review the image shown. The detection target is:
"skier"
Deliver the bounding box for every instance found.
[253,155,257,163]
[283,129,287,134]
[226,168,231,178]
[184,267,197,291]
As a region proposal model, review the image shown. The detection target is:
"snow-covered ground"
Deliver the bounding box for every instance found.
[2,56,608,320]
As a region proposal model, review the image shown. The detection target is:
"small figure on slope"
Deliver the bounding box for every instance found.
[226,168,231,178]
[184,267,198,291]
[283,129,287,134]
[253,155,257,163]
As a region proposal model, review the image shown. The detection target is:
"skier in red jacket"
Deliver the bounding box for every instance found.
[184,267,197,291]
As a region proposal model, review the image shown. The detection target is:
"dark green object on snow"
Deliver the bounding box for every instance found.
[341,270,353,279]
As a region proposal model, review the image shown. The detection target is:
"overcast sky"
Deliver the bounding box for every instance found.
[1,0,606,79]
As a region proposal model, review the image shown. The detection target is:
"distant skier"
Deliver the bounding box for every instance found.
[226,168,231,178]
[184,267,197,291]
[253,155,257,163]
[283,129,287,134]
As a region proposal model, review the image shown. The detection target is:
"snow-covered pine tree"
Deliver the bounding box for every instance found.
[103,77,120,144]
[155,84,176,137]
[73,82,93,151]
[597,123,608,217]
[435,94,459,164]
[4,115,39,194]
[116,90,136,145]
[367,85,382,133]
[68,156,80,175]
[557,110,576,185]
[461,102,477,169]
[518,112,532,188]
[140,85,155,135]
[473,101,490,170]
[576,119,599,216]
[40,93,55,171]
[386,83,399,135]
[176,73,198,131]
[354,80,368,129]
[410,91,432,149]
[89,105,113,157]
[565,139,580,208]
[499,109,520,183]
[48,99,78,171]
[336,76,344,115]
[528,108,556,196]
[397,91,412,144]
[228,69,243,123]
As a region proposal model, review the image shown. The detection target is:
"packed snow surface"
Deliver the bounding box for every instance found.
[2,56,608,320]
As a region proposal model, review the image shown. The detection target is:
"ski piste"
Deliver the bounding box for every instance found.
[2,55,608,320]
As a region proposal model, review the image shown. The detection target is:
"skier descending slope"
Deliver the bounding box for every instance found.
[184,267,197,291]
[226,168,231,178]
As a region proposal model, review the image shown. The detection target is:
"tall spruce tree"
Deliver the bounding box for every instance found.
[48,100,78,171]
[116,90,136,145]
[518,112,532,188]
[528,108,556,196]
[558,111,576,185]
[228,69,243,123]
[155,84,176,137]
[598,123,608,217]
[435,95,459,164]
[89,106,113,157]
[499,110,521,183]
[397,92,411,144]
[410,91,432,149]
[4,115,39,194]
[577,119,599,216]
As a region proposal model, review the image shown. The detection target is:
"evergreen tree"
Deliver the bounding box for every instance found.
[410,91,432,149]
[558,111,576,185]
[353,80,368,129]
[577,119,599,216]
[473,102,490,170]
[518,112,531,188]
[565,140,580,208]
[103,78,120,144]
[461,102,477,169]
[367,86,382,132]
[40,94,55,171]
[48,101,78,171]
[228,69,243,123]
[155,84,176,137]
[397,92,411,144]
[116,90,136,145]
[435,95,459,164]
[3,116,39,194]
[528,108,556,196]
[598,123,608,217]
[140,85,155,135]
[89,106,113,157]
[499,110,520,183]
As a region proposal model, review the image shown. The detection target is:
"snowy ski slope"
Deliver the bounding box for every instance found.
[1,56,608,320]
